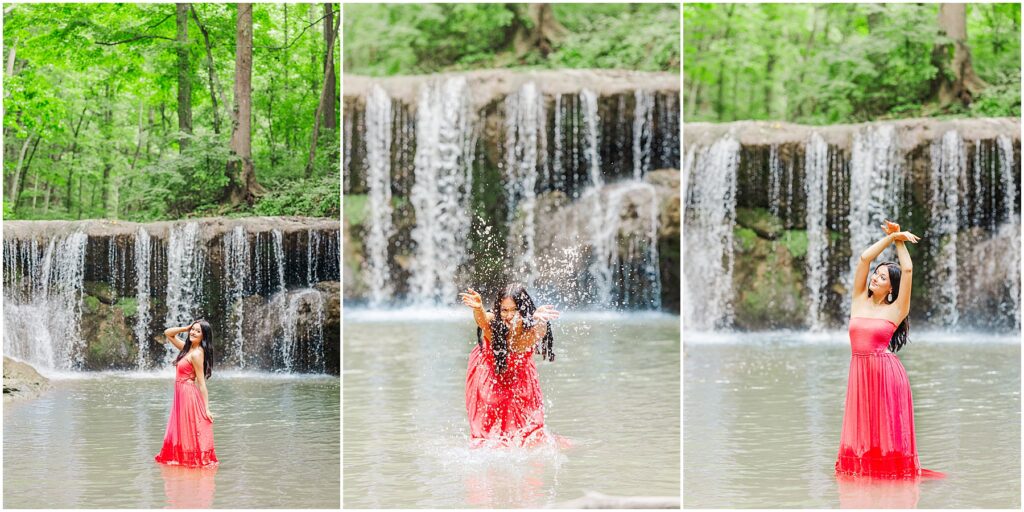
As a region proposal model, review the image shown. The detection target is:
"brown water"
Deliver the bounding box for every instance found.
[343,310,680,508]
[683,330,1021,508]
[3,372,340,508]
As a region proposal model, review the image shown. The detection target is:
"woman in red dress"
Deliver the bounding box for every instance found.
[836,220,942,478]
[155,320,218,467]
[460,284,560,448]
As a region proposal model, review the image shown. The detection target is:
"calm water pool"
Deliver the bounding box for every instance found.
[343,310,680,508]
[683,330,1020,508]
[3,372,340,508]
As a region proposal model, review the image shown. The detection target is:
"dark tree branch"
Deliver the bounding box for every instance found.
[95,35,176,45]
[255,13,330,51]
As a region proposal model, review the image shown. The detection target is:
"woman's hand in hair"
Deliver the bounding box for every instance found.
[533,305,561,323]
[891,231,920,244]
[459,288,484,310]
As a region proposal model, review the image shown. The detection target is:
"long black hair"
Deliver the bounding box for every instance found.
[476,283,555,374]
[173,319,214,379]
[868,262,910,352]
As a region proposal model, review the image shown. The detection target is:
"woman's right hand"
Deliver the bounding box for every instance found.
[459,288,483,310]
[881,220,900,235]
[891,231,920,243]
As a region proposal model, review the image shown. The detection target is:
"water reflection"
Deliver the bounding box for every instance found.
[159,464,218,508]
[836,474,920,509]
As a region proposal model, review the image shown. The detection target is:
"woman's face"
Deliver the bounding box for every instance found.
[189,323,203,344]
[499,297,518,326]
[869,266,892,297]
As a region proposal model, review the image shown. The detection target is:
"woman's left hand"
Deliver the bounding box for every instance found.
[533,305,561,323]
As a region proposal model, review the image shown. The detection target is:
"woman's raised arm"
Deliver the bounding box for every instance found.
[460,288,493,341]
[163,325,188,351]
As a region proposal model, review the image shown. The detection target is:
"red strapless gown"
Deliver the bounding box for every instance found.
[835,317,942,478]
[155,358,218,467]
[465,336,548,448]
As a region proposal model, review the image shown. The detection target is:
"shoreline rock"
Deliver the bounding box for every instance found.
[3,357,51,402]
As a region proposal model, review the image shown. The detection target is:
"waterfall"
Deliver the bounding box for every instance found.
[928,130,964,326]
[553,94,565,192]
[277,288,325,372]
[633,89,654,179]
[3,232,88,370]
[846,125,903,313]
[767,144,783,218]
[504,82,543,288]
[222,225,250,366]
[133,227,151,370]
[584,182,662,307]
[364,85,394,305]
[581,88,603,188]
[997,135,1020,328]
[272,229,286,295]
[165,222,205,333]
[683,135,740,329]
[804,133,829,330]
[408,77,476,304]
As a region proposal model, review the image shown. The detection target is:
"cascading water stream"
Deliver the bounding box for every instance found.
[928,130,965,326]
[633,89,654,179]
[222,225,250,366]
[364,85,394,305]
[581,89,603,188]
[804,133,829,330]
[3,232,88,370]
[683,135,740,329]
[846,124,904,315]
[408,77,476,305]
[133,227,151,370]
[504,82,543,288]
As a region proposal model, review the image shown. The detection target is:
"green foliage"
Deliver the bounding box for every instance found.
[685,3,1020,123]
[251,173,340,218]
[344,3,680,76]
[343,194,368,226]
[4,3,341,222]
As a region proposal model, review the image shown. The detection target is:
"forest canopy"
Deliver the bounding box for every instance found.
[344,3,680,76]
[3,3,341,221]
[684,3,1021,124]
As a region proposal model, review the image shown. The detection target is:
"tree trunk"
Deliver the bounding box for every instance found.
[321,3,337,130]
[304,9,341,178]
[65,108,89,212]
[176,3,193,151]
[225,3,262,205]
[191,4,224,134]
[5,37,16,77]
[715,4,736,122]
[931,3,988,108]
[8,133,32,202]
[510,4,567,59]
[14,135,41,211]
